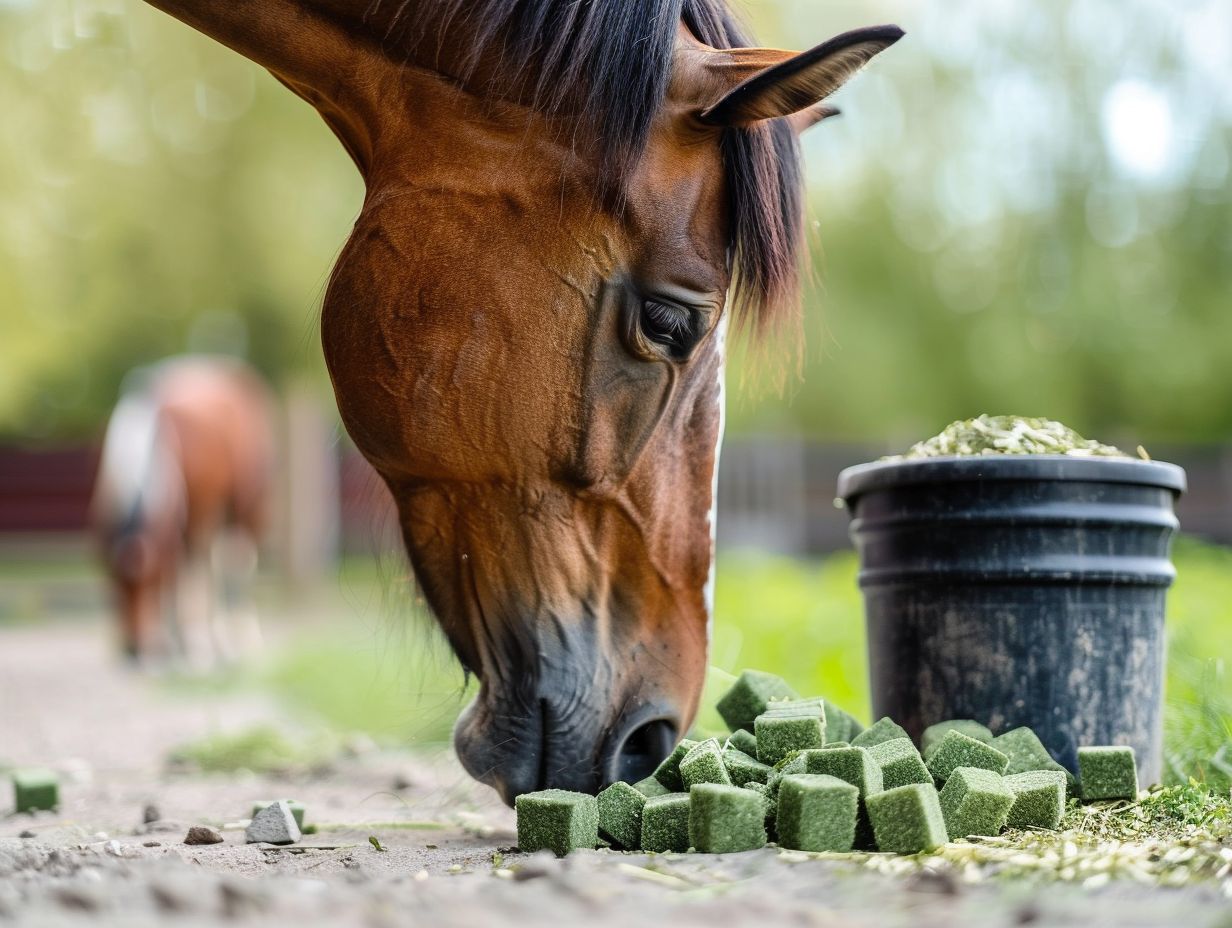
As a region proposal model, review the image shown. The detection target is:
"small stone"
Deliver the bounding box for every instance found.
[142,804,161,824]
[250,799,306,829]
[245,801,302,845]
[184,825,224,845]
[143,841,162,847]
[391,772,415,791]
[19,829,35,839]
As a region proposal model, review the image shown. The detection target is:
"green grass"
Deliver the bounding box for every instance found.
[233,539,1231,785]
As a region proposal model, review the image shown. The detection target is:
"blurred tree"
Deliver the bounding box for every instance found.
[0,0,1229,444]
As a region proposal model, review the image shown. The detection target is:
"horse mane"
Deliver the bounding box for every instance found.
[385,0,803,336]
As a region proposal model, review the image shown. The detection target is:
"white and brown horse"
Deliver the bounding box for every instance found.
[126,0,900,800]
[92,356,274,669]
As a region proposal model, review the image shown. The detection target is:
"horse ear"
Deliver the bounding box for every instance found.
[699,25,903,130]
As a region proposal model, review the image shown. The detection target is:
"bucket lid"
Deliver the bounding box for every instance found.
[837,454,1187,502]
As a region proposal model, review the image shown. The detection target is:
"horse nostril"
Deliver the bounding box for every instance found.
[608,718,677,785]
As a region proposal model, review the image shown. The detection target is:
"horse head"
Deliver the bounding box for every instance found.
[142,0,901,803]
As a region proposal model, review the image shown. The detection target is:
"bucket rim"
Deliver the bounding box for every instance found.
[837,454,1187,502]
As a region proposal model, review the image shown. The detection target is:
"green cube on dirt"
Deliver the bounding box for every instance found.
[514,789,598,857]
[776,774,859,852]
[687,783,767,853]
[640,793,691,853]
[597,781,646,849]
[652,738,698,792]
[1078,746,1139,800]
[716,670,799,733]
[755,712,825,765]
[1004,770,1067,830]
[12,769,58,814]
[926,730,1009,782]
[938,766,1015,840]
[866,783,948,853]
[991,726,1077,795]
[778,747,882,799]
[680,739,732,788]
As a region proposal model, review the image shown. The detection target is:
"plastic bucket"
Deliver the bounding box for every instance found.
[837,455,1186,784]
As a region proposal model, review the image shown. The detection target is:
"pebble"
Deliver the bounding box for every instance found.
[184,826,224,846]
[18,830,35,839]
[143,841,162,848]
[245,801,302,845]
[143,804,161,824]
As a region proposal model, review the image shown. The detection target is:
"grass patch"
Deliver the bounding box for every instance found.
[167,724,340,774]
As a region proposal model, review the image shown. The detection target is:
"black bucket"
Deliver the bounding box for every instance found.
[837,455,1186,785]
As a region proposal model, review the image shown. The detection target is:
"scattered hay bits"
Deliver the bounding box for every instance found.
[597,782,646,850]
[1003,770,1066,830]
[246,800,302,846]
[514,789,598,857]
[938,767,1015,840]
[921,720,993,758]
[680,740,732,788]
[716,670,799,732]
[866,783,948,853]
[776,774,859,852]
[721,747,772,787]
[687,783,767,853]
[640,793,691,853]
[250,799,305,829]
[633,776,670,798]
[851,716,910,749]
[991,726,1077,795]
[786,747,882,799]
[927,730,1009,782]
[652,738,698,791]
[867,737,932,790]
[1078,746,1138,801]
[755,712,825,766]
[12,769,58,813]
[727,729,759,757]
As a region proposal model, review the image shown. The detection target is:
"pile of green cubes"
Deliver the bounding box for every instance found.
[514,670,1142,857]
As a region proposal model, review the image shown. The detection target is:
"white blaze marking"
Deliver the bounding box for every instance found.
[702,312,728,639]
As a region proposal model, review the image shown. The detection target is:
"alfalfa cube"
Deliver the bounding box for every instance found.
[824,701,864,744]
[12,769,58,813]
[776,774,859,852]
[764,697,825,716]
[514,789,598,857]
[755,711,824,765]
[866,783,948,853]
[991,726,1077,795]
[927,730,1008,782]
[938,767,1015,840]
[652,738,697,791]
[1077,746,1138,800]
[742,781,777,833]
[1004,770,1067,830]
[921,720,993,758]
[851,716,911,749]
[727,728,760,757]
[597,781,646,849]
[717,670,799,732]
[867,737,931,790]
[687,783,766,853]
[787,747,882,799]
[641,793,691,852]
[680,739,732,788]
[634,776,670,798]
[722,747,772,786]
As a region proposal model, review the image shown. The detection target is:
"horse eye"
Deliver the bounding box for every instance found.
[639,300,699,359]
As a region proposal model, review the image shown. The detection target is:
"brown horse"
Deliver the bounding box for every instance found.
[135,0,901,801]
[92,356,274,669]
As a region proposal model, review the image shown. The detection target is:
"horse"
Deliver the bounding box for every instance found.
[92,356,274,670]
[135,0,902,802]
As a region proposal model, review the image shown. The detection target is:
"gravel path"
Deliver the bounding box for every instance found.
[2,620,1229,927]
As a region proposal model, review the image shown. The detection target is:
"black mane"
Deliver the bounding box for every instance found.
[385,0,803,333]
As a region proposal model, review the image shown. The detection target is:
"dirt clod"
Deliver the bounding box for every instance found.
[185,826,224,846]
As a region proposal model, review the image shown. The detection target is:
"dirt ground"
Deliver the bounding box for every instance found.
[2,619,1230,928]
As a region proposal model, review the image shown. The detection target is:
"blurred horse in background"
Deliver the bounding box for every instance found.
[91,356,275,669]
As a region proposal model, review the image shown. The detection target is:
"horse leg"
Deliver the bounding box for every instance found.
[174,544,217,672]
[212,528,263,662]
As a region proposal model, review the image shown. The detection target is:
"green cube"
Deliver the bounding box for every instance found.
[687,783,766,853]
[1004,770,1067,830]
[680,739,732,788]
[851,716,911,749]
[652,738,698,791]
[722,747,772,786]
[991,726,1077,796]
[251,799,305,829]
[867,737,932,790]
[12,769,58,813]
[776,774,859,852]
[514,789,598,857]
[755,712,825,765]
[938,767,1015,840]
[742,781,777,834]
[1077,746,1138,801]
[866,783,948,854]
[641,793,691,853]
[927,730,1009,782]
[763,697,825,716]
[727,728,760,757]
[921,720,993,758]
[823,702,864,744]
[597,781,646,849]
[821,741,850,750]
[781,747,882,799]
[716,670,799,732]
[633,776,670,798]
